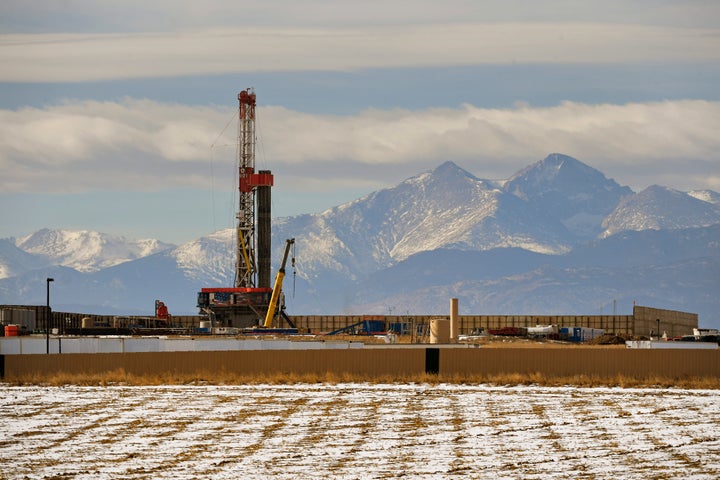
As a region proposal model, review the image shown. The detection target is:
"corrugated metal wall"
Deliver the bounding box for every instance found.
[2,349,425,378]
[441,348,719,378]
[633,306,698,337]
[3,348,718,380]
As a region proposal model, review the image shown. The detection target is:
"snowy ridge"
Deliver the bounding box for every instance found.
[14,228,175,273]
[688,189,720,205]
[172,229,234,284]
[601,185,720,238]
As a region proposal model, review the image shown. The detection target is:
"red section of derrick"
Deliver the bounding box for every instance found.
[201,287,272,293]
[238,89,256,119]
[240,167,274,192]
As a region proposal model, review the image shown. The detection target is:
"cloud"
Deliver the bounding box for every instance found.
[1,21,718,82]
[0,99,229,192]
[1,98,719,194]
[3,1,719,32]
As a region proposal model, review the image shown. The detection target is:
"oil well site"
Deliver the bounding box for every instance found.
[1,89,718,383]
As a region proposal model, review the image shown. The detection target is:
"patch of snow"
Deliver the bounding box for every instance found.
[1,383,718,479]
[15,228,174,272]
[688,189,720,205]
[173,229,233,283]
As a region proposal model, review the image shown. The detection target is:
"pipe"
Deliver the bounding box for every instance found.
[450,298,459,342]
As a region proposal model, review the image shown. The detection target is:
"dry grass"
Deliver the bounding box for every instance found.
[4,368,719,389]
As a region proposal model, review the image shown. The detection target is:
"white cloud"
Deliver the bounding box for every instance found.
[1,22,718,82]
[0,99,229,192]
[1,98,719,194]
[1,100,224,162]
[261,100,720,164]
[3,1,718,32]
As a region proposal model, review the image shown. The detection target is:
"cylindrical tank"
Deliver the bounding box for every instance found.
[81,317,94,329]
[430,319,450,344]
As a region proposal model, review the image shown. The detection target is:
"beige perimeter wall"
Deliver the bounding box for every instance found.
[3,348,718,380]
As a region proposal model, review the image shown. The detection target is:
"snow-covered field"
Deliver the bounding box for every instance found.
[1,383,719,479]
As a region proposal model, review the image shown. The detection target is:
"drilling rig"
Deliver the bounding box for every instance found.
[196,89,295,330]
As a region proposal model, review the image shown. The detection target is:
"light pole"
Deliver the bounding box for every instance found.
[46,277,54,354]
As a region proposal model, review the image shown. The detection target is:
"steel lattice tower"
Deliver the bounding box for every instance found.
[235,88,273,289]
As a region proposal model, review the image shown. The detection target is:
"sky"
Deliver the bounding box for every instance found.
[1,0,719,244]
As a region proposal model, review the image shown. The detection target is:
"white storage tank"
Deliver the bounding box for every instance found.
[430,319,450,344]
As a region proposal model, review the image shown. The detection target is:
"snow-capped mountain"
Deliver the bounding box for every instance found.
[271,154,699,291]
[601,186,720,238]
[14,228,175,273]
[268,155,718,321]
[272,159,577,286]
[1,153,719,326]
[504,153,633,238]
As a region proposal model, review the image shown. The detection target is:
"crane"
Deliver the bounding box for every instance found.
[263,238,295,328]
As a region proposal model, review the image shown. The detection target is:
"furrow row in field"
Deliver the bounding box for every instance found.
[1,384,718,479]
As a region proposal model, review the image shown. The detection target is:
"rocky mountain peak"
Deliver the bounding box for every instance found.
[502,153,633,238]
[505,153,630,199]
[430,160,479,180]
[601,185,720,238]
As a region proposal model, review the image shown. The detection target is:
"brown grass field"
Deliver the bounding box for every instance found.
[6,368,719,389]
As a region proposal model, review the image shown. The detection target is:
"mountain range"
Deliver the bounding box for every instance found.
[2,153,719,327]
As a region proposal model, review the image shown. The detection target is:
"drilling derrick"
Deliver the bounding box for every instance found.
[236,89,273,289]
[236,88,262,288]
[197,88,279,329]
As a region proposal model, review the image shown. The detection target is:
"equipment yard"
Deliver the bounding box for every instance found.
[2,383,719,479]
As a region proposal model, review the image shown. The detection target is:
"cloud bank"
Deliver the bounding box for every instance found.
[1,98,718,194]
[3,0,718,32]
[1,22,718,83]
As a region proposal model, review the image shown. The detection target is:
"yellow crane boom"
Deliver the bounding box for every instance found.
[263,238,295,328]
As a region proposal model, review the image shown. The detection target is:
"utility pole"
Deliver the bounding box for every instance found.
[46,277,54,354]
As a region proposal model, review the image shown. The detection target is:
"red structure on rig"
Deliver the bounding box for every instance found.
[196,88,277,328]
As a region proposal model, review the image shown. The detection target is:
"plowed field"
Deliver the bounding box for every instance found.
[1,383,719,479]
